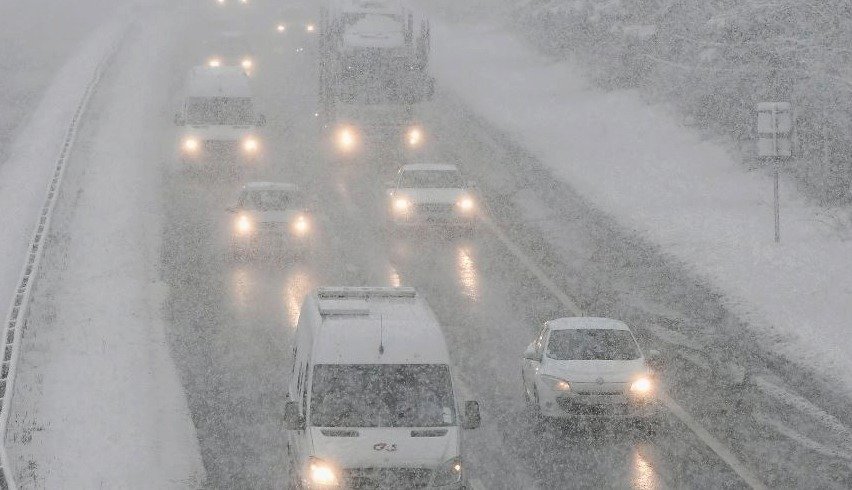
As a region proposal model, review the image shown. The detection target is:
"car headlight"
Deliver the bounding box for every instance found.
[182,137,200,153]
[236,214,252,235]
[393,197,410,214]
[336,127,356,152]
[208,58,221,68]
[241,58,253,70]
[432,457,463,486]
[305,23,316,32]
[242,137,259,153]
[629,377,653,396]
[456,196,475,212]
[277,24,286,33]
[406,127,423,147]
[540,375,571,392]
[292,215,310,235]
[308,458,338,487]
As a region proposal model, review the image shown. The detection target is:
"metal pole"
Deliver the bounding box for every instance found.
[774,161,780,243]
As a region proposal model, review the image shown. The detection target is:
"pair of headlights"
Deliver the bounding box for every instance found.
[392,196,476,214]
[306,456,462,487]
[540,375,654,396]
[235,214,310,236]
[182,137,259,155]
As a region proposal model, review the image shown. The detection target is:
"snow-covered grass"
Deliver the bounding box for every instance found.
[428,21,852,396]
[4,4,205,487]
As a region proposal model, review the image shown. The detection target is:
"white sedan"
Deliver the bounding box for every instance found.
[227,182,313,259]
[521,317,662,425]
[386,164,479,227]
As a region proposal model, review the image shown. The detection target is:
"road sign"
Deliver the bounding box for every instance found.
[756,102,792,158]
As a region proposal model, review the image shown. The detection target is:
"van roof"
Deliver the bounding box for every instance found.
[187,66,252,98]
[310,287,451,365]
[548,317,632,331]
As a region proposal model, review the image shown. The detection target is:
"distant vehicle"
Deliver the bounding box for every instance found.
[203,30,255,75]
[386,164,479,228]
[227,182,313,259]
[285,287,480,489]
[174,66,266,166]
[521,317,662,427]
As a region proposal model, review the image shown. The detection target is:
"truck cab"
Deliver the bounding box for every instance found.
[285,287,480,488]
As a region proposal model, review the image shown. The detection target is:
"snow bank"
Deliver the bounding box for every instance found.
[429,22,852,395]
[4,4,205,488]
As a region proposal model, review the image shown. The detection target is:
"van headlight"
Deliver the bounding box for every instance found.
[629,377,653,396]
[242,137,259,154]
[308,458,338,486]
[392,197,411,214]
[292,215,310,235]
[236,214,253,235]
[456,196,475,213]
[432,457,463,486]
[540,375,571,392]
[182,137,200,154]
[406,126,423,147]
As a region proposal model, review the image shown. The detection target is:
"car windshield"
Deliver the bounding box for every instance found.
[310,364,456,428]
[399,170,464,189]
[186,96,254,125]
[241,190,298,211]
[546,329,641,361]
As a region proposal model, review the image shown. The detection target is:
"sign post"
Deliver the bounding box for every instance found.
[756,102,792,244]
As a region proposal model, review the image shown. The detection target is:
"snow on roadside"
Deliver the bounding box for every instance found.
[5,5,205,488]
[428,21,852,396]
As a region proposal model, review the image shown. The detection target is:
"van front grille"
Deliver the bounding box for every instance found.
[340,467,432,488]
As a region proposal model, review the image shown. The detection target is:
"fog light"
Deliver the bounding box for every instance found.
[208,58,222,68]
[241,58,253,70]
[406,127,423,147]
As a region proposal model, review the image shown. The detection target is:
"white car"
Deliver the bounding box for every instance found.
[386,164,478,227]
[521,317,662,424]
[227,182,313,259]
[203,30,255,75]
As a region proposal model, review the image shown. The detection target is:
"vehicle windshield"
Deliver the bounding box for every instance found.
[240,190,298,211]
[310,364,456,427]
[185,96,254,125]
[399,170,464,189]
[546,329,641,361]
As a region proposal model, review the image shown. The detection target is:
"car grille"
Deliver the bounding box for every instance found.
[416,203,455,215]
[340,468,432,488]
[556,396,629,416]
[203,140,239,152]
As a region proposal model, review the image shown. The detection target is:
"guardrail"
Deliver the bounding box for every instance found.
[0,32,125,489]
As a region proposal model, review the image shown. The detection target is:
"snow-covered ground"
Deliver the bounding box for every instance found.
[3,2,204,487]
[428,21,852,397]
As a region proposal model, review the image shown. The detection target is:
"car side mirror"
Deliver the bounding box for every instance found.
[523,344,541,362]
[462,401,480,429]
[256,114,267,127]
[284,401,305,430]
[646,349,664,371]
[174,113,186,126]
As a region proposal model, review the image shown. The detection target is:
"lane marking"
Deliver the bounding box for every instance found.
[482,218,768,490]
[753,412,852,461]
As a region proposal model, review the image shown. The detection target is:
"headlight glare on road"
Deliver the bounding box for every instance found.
[182,137,200,153]
[630,377,653,395]
[432,457,463,486]
[456,196,475,212]
[242,137,259,153]
[308,458,338,486]
[236,214,252,235]
[541,375,570,392]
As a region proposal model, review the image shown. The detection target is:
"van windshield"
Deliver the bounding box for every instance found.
[310,364,455,428]
[186,96,254,125]
[399,170,463,189]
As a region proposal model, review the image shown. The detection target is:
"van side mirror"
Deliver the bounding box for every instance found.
[522,344,541,363]
[284,401,305,430]
[174,113,186,126]
[462,401,480,429]
[646,349,664,371]
[256,114,267,127]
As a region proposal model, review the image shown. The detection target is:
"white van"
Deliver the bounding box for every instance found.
[174,66,266,163]
[285,287,480,489]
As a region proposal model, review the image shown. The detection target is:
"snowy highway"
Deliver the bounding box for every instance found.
[3,0,852,488]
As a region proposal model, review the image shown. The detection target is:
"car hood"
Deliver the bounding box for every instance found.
[183,125,255,141]
[394,188,469,205]
[247,209,301,224]
[309,426,459,468]
[541,358,646,383]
